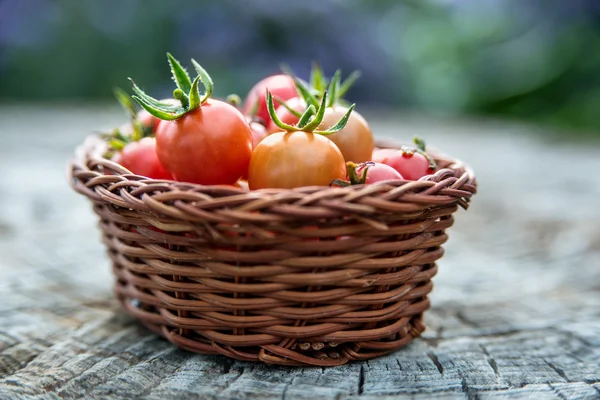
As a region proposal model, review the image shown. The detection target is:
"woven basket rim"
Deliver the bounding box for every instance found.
[70,134,477,200]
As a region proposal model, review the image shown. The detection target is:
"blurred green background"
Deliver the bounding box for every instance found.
[1,0,599,135]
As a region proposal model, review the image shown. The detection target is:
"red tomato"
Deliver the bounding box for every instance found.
[248,131,346,190]
[136,109,157,131]
[242,74,297,124]
[319,106,373,163]
[155,98,253,185]
[372,148,432,180]
[355,162,403,184]
[267,97,306,134]
[240,119,269,180]
[249,119,268,149]
[116,137,173,180]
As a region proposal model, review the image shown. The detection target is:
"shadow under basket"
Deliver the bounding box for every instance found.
[69,136,477,367]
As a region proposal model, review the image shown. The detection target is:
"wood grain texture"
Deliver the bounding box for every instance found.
[0,105,599,399]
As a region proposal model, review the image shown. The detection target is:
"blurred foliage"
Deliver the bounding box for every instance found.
[1,0,599,134]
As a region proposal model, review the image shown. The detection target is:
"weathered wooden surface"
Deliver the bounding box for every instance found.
[0,105,599,399]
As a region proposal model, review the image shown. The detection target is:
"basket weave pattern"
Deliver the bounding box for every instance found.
[70,137,476,367]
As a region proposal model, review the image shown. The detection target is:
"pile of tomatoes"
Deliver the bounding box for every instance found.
[106,54,437,190]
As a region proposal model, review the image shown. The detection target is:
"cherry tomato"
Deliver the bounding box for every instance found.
[242,74,297,124]
[240,119,269,180]
[136,109,157,131]
[372,148,432,180]
[319,106,373,163]
[248,131,346,190]
[155,98,253,185]
[248,119,268,149]
[116,137,173,180]
[267,97,306,134]
[355,162,403,184]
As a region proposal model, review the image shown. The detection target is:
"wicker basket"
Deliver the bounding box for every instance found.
[69,135,476,367]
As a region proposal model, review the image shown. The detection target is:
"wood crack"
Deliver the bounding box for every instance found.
[427,351,444,375]
[487,357,500,381]
[479,344,500,381]
[280,382,289,400]
[549,383,569,400]
[358,364,365,395]
[545,360,570,383]
[216,366,244,397]
[460,375,476,400]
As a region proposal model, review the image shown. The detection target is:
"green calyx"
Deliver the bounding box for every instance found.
[226,93,242,108]
[100,125,135,159]
[113,87,151,142]
[401,137,437,171]
[266,89,355,135]
[330,161,373,187]
[281,62,361,109]
[129,53,214,121]
[104,128,130,154]
[346,161,372,184]
[273,96,303,118]
[102,86,155,157]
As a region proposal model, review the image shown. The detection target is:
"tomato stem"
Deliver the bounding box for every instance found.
[297,105,316,128]
[266,89,356,135]
[113,87,136,119]
[347,161,374,185]
[129,53,215,121]
[326,70,341,108]
[266,90,300,132]
[284,63,362,108]
[167,52,192,93]
[330,179,351,187]
[310,61,326,92]
[226,94,241,107]
[313,103,355,135]
[401,137,437,171]
[291,74,320,108]
[338,70,361,99]
[302,91,329,131]
[330,161,374,187]
[191,59,213,103]
[114,87,142,141]
[112,87,150,142]
[274,96,303,118]
[413,136,426,152]
[173,89,189,108]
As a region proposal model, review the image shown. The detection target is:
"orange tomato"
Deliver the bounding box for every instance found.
[319,106,373,163]
[248,131,346,190]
